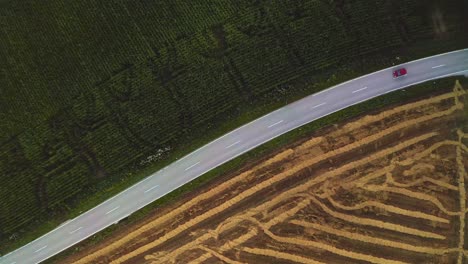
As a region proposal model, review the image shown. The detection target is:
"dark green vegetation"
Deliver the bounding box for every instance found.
[0,0,467,255]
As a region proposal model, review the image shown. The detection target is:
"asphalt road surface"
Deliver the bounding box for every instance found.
[1,48,468,264]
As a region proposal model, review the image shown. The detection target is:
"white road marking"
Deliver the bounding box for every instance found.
[121,214,130,219]
[34,246,47,253]
[429,69,468,81]
[144,185,160,193]
[312,89,329,96]
[105,206,120,215]
[185,162,200,171]
[59,219,71,227]
[225,140,241,149]
[115,214,131,224]
[268,120,284,128]
[432,64,445,69]
[140,176,152,183]
[311,102,327,109]
[69,227,83,234]
[352,87,368,93]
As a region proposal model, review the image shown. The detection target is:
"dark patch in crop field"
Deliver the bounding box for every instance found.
[147,43,193,131]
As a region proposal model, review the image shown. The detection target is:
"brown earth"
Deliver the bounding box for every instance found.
[63,80,468,264]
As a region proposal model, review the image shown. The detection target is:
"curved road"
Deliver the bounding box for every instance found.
[1,49,468,264]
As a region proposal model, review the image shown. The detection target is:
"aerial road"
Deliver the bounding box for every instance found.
[1,48,468,264]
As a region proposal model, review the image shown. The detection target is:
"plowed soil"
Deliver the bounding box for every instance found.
[64,80,468,264]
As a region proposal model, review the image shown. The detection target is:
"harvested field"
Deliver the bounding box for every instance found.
[66,81,468,264]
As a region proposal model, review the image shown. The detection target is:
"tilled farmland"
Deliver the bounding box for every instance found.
[62,81,468,263]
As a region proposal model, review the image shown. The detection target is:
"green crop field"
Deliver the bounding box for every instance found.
[0,0,467,254]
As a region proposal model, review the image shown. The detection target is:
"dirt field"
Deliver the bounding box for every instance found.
[64,81,468,264]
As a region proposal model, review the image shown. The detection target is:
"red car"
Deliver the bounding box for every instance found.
[393,68,407,78]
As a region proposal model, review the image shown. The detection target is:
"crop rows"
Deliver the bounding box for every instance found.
[0,0,465,240]
[0,138,40,235]
[122,1,238,46]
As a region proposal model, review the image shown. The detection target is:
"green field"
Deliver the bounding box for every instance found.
[1,0,467,254]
